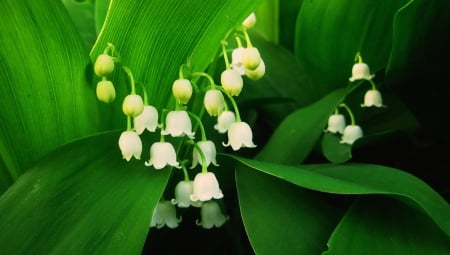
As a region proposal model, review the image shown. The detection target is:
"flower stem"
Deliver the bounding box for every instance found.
[339,103,356,125]
[187,111,207,141]
[218,87,241,122]
[221,40,231,70]
[122,66,136,94]
[189,141,208,173]
[243,29,253,47]
[126,116,132,131]
[368,79,377,90]
[181,163,190,181]
[355,52,362,63]
[191,72,216,89]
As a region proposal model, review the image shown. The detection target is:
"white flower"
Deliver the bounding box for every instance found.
[223,122,256,151]
[150,201,181,229]
[171,180,202,208]
[221,69,243,96]
[122,94,144,117]
[172,79,193,105]
[161,110,195,139]
[242,12,256,29]
[361,89,385,108]
[190,172,224,202]
[231,47,245,75]
[134,105,159,135]
[96,80,116,103]
[349,62,374,81]
[340,125,363,145]
[191,140,219,169]
[214,111,236,133]
[244,59,265,80]
[196,200,229,229]
[118,131,142,161]
[145,142,180,169]
[204,89,225,117]
[242,47,261,71]
[94,54,114,77]
[325,114,346,134]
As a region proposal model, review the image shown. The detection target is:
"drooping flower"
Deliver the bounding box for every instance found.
[161,110,195,139]
[204,89,225,117]
[223,122,256,151]
[191,140,219,169]
[361,89,385,108]
[242,12,256,29]
[214,111,236,134]
[325,113,346,134]
[244,58,265,80]
[118,131,142,161]
[122,94,144,117]
[145,142,180,169]
[150,201,182,229]
[134,105,159,135]
[221,69,243,96]
[242,47,261,71]
[190,172,224,202]
[96,80,116,103]
[94,54,115,77]
[340,125,363,145]
[171,180,202,208]
[349,62,374,81]
[172,78,193,105]
[231,47,245,75]
[196,200,229,229]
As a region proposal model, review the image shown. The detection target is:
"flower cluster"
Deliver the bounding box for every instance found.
[93,13,263,229]
[325,52,386,145]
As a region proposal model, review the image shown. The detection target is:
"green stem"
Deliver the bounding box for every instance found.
[221,40,231,70]
[243,29,253,48]
[187,111,207,141]
[181,163,190,181]
[122,66,136,94]
[235,36,243,48]
[190,141,208,173]
[355,52,362,63]
[368,79,377,90]
[219,87,241,122]
[126,116,132,131]
[191,72,216,89]
[339,103,356,125]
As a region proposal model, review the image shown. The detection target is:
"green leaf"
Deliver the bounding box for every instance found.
[255,88,347,164]
[229,156,450,238]
[321,132,352,164]
[0,131,171,255]
[323,197,450,255]
[0,0,102,181]
[235,164,343,255]
[90,0,266,129]
[295,0,404,95]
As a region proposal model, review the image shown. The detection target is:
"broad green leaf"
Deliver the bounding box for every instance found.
[295,0,404,96]
[323,197,450,255]
[0,131,171,255]
[61,0,97,47]
[235,163,343,255]
[90,0,267,129]
[229,156,450,238]
[0,0,102,181]
[255,88,347,164]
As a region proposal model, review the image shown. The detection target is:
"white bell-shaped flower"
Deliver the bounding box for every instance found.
[242,47,261,71]
[145,142,180,169]
[190,172,224,202]
[172,79,193,105]
[361,89,384,108]
[340,125,363,145]
[191,140,219,169]
[221,69,243,96]
[223,122,257,151]
[122,94,144,117]
[245,59,265,80]
[349,62,374,81]
[214,111,236,134]
[118,131,142,161]
[204,89,225,117]
[150,201,181,229]
[171,180,202,208]
[196,200,229,229]
[161,110,195,139]
[231,47,245,75]
[325,114,346,134]
[94,54,115,77]
[242,12,256,29]
[134,105,159,135]
[96,80,116,103]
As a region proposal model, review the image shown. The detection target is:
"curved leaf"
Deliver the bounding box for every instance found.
[0,131,170,255]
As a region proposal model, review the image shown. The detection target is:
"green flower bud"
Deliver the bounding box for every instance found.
[94,54,115,77]
[244,59,265,80]
[122,94,144,117]
[96,80,116,103]
[204,89,225,117]
[242,13,256,29]
[242,47,261,71]
[172,79,193,104]
[221,69,243,96]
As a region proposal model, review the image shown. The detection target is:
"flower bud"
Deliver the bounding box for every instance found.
[96,80,116,103]
[94,54,115,77]
[361,89,384,108]
[242,47,261,70]
[340,125,363,145]
[122,94,144,117]
[244,59,265,80]
[204,89,225,117]
[221,69,243,96]
[172,79,193,104]
[242,13,256,29]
